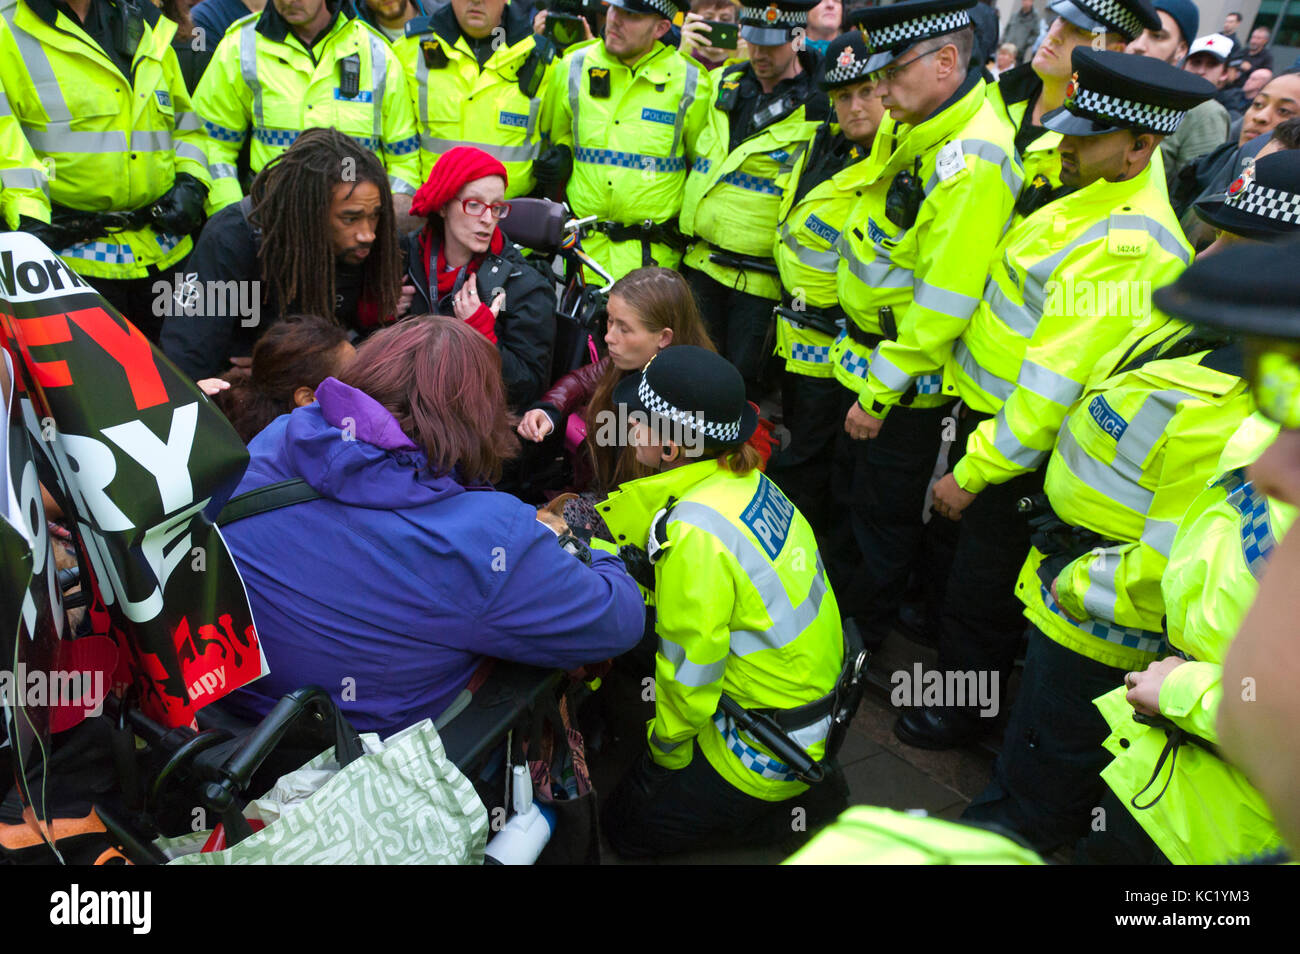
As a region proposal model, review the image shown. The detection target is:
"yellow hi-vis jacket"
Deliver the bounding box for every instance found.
[679,61,821,302]
[772,128,869,378]
[599,459,843,801]
[1017,324,1255,672]
[194,7,421,212]
[395,3,552,198]
[785,806,1045,864]
[986,63,1061,192]
[0,85,49,229]
[1095,413,1289,864]
[541,38,711,281]
[831,72,1021,417]
[0,0,210,279]
[945,158,1192,495]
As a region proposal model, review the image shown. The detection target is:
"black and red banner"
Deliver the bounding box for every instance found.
[0,230,266,796]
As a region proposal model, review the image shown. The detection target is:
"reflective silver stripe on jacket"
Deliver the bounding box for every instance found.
[368,33,386,145]
[923,138,1024,198]
[567,47,588,147]
[1055,388,1194,516]
[1041,583,1165,654]
[990,404,1047,468]
[779,222,839,271]
[914,278,980,323]
[834,231,912,289]
[864,348,914,393]
[983,278,1040,339]
[650,729,683,753]
[953,337,1014,402]
[239,21,263,128]
[1019,359,1081,407]
[671,59,699,158]
[210,162,239,180]
[0,167,47,194]
[668,499,829,657]
[657,635,728,688]
[419,135,541,162]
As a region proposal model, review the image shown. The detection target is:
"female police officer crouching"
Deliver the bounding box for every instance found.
[599,347,850,858]
[218,315,645,737]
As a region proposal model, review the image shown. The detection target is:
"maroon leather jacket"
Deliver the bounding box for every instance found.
[533,356,609,427]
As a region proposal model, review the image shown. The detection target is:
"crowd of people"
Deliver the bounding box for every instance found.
[3,0,1300,864]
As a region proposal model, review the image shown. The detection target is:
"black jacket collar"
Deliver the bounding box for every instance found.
[997,61,1042,108]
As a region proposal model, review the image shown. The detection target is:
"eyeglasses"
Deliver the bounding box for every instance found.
[874,46,941,83]
[461,198,511,219]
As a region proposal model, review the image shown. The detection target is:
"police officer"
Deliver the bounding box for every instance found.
[898,49,1216,750]
[1081,151,1300,866]
[957,64,1256,851]
[1,0,211,340]
[194,0,421,214]
[767,29,882,535]
[396,0,554,199]
[990,0,1158,198]
[597,346,846,857]
[539,0,711,281]
[679,0,826,398]
[827,0,1021,653]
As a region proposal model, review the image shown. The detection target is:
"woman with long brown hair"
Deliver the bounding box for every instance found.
[218,314,644,736]
[518,267,723,492]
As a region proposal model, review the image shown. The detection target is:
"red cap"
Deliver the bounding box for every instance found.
[410,146,509,218]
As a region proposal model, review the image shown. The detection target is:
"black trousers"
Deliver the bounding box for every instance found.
[1075,788,1169,865]
[682,266,778,401]
[87,271,168,344]
[935,408,1044,707]
[827,397,955,647]
[961,627,1125,854]
[766,372,845,539]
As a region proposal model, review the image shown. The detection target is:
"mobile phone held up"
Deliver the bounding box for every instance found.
[545,12,587,49]
[704,20,738,49]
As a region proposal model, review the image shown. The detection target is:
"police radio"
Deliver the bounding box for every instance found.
[1015,173,1053,217]
[885,157,923,229]
[421,40,449,69]
[339,54,361,99]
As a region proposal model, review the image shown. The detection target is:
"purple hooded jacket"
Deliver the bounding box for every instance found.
[220,377,645,735]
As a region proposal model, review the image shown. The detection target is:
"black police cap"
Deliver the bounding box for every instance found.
[849,0,976,76]
[821,30,875,89]
[738,0,818,46]
[613,347,758,452]
[1153,237,1300,340]
[1042,47,1216,136]
[1196,150,1300,241]
[1046,0,1160,43]
[605,0,689,20]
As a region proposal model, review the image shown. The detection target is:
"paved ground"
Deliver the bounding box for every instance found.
[594,624,1034,865]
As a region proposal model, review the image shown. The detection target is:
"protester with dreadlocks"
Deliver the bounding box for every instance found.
[161,128,405,381]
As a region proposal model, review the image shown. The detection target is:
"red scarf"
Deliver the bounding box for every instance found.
[419,226,506,344]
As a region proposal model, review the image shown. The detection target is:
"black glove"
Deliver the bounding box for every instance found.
[150,173,208,236]
[618,544,655,590]
[17,214,81,251]
[533,144,572,192]
[556,531,593,566]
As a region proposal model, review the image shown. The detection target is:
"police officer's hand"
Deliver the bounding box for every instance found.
[518,409,556,442]
[844,401,884,441]
[18,215,79,251]
[618,544,656,590]
[151,173,209,236]
[1124,656,1186,717]
[931,472,976,521]
[533,144,573,192]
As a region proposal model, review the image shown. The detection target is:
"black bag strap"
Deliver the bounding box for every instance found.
[216,478,322,526]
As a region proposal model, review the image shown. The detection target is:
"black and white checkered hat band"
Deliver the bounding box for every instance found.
[1070,86,1184,133]
[740,6,809,27]
[1080,0,1143,39]
[637,376,742,443]
[866,10,971,50]
[823,56,873,86]
[638,0,680,17]
[1226,184,1300,223]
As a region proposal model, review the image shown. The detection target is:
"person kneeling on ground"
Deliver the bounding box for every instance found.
[599,346,848,857]
[400,146,556,409]
[219,315,645,737]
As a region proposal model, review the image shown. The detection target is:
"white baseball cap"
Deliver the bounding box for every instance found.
[1187,33,1234,63]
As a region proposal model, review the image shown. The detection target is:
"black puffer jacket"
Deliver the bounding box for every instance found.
[401,227,556,408]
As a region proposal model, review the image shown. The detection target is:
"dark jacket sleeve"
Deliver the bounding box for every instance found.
[531,356,608,422]
[160,204,260,379]
[487,246,556,408]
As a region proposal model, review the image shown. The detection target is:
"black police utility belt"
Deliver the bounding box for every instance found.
[772,294,844,339]
[595,218,687,268]
[50,202,153,246]
[645,499,870,784]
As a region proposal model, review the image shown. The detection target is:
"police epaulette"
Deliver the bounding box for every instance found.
[404,14,433,38]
